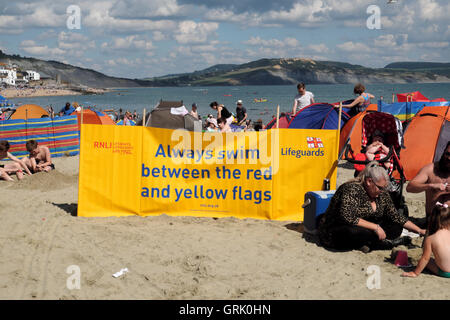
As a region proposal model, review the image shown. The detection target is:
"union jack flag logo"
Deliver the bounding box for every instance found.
[307,137,324,148]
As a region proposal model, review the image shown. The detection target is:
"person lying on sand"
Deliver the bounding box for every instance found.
[23,140,54,173]
[0,140,32,181]
[402,202,450,278]
[406,141,450,217]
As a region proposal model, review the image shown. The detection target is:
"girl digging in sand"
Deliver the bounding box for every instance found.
[402,202,450,278]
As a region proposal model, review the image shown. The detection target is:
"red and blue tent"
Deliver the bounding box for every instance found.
[287,103,353,130]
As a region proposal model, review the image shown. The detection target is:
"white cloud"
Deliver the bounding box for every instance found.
[417,42,449,49]
[102,35,154,51]
[307,44,329,53]
[174,21,218,44]
[152,31,166,41]
[244,37,300,48]
[21,45,66,57]
[336,41,371,53]
[20,40,37,47]
[261,1,331,27]
[57,31,96,50]
[110,0,183,18]
[82,2,178,33]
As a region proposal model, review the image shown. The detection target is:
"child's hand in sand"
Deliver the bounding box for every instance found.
[402,271,418,278]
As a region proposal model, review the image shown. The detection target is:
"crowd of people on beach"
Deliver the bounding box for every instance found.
[1,82,449,280]
[44,102,140,125]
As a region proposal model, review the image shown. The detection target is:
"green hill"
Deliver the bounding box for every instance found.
[384,62,450,77]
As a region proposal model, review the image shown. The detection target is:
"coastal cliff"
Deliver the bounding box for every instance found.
[1,51,449,88]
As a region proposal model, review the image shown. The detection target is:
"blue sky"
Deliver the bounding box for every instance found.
[0,0,449,78]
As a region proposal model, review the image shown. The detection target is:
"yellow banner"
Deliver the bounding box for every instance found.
[78,125,337,221]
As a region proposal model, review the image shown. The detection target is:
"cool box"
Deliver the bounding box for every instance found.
[303,190,335,234]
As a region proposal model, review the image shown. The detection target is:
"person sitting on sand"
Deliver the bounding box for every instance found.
[210,101,233,125]
[406,141,450,217]
[23,140,54,173]
[342,83,375,115]
[318,161,426,252]
[0,140,32,181]
[402,202,450,278]
[217,117,232,133]
[365,130,391,171]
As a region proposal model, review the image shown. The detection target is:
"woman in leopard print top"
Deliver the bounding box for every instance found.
[318,162,426,251]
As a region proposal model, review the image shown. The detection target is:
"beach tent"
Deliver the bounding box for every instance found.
[338,104,380,156]
[378,100,450,121]
[9,104,49,120]
[397,91,446,103]
[145,100,201,131]
[264,113,291,129]
[288,103,354,130]
[71,109,116,127]
[400,105,449,180]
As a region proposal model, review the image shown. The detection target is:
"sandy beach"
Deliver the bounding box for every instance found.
[0,87,110,99]
[0,155,447,300]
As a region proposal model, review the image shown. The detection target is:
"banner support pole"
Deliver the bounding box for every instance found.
[276,105,280,128]
[143,108,146,126]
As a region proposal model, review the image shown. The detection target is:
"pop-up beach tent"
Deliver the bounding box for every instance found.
[9,104,49,120]
[400,105,449,180]
[71,109,116,127]
[145,100,201,131]
[288,103,353,130]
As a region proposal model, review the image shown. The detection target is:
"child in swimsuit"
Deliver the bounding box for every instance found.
[0,140,32,181]
[402,202,450,278]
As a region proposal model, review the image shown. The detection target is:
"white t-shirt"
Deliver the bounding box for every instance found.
[293,91,314,112]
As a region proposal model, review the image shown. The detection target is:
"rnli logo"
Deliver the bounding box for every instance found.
[307,137,323,149]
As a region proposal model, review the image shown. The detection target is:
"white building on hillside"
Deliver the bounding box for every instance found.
[26,70,40,81]
[0,64,41,86]
[0,64,16,86]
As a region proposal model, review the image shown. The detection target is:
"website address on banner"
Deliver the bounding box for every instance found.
[199,204,219,209]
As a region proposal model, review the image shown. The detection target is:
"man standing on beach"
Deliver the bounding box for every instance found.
[406,141,450,216]
[292,83,315,115]
[190,103,199,120]
[236,100,247,126]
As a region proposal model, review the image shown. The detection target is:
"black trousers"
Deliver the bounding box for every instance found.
[327,219,403,251]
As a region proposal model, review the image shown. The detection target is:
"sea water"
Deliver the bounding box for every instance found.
[9,83,450,124]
